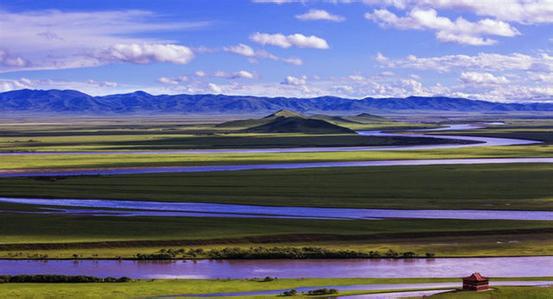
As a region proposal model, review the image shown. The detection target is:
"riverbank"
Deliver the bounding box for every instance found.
[1,212,553,258]
[2,164,553,211]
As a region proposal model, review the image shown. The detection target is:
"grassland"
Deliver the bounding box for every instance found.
[2,144,553,171]
[431,286,553,298]
[1,164,552,210]
[0,211,553,258]
[0,133,469,152]
[1,118,553,259]
[0,113,450,153]
[0,278,454,299]
[1,118,552,171]
[0,278,552,299]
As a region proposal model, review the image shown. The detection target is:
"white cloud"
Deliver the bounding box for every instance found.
[296,9,345,22]
[234,70,255,79]
[214,70,255,79]
[158,77,180,85]
[369,51,553,101]
[0,9,207,72]
[144,71,553,102]
[281,75,307,86]
[224,44,303,65]
[97,43,194,64]
[195,70,207,77]
[250,32,329,49]
[208,83,223,93]
[224,44,256,57]
[348,75,365,81]
[375,52,389,63]
[529,73,553,82]
[0,50,29,67]
[363,0,553,25]
[460,72,509,85]
[158,76,188,85]
[159,71,254,85]
[155,74,443,99]
[365,8,519,45]
[0,78,33,91]
[281,57,304,65]
[86,80,119,88]
[376,52,548,72]
[0,77,130,95]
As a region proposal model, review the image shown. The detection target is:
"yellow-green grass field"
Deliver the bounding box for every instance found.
[1,119,552,171]
[2,144,553,171]
[0,278,552,299]
[430,286,553,298]
[0,132,468,152]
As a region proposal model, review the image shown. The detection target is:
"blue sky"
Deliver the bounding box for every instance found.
[1,0,553,102]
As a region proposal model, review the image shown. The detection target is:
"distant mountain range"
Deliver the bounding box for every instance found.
[2,89,553,115]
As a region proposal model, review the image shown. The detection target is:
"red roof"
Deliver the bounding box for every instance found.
[463,273,488,281]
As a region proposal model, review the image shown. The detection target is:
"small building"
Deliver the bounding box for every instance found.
[462,273,490,291]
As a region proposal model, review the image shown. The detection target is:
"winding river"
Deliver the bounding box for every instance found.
[1,257,552,279]
[1,122,551,220]
[0,124,538,157]
[0,123,545,178]
[1,123,552,286]
[2,197,553,220]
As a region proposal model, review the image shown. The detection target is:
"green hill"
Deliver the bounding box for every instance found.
[310,114,362,125]
[344,113,388,123]
[219,110,363,134]
[217,109,305,128]
[263,109,304,119]
[244,116,356,134]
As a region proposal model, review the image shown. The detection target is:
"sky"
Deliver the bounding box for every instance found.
[2,0,553,102]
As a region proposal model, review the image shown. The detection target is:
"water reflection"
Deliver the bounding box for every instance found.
[0,257,552,279]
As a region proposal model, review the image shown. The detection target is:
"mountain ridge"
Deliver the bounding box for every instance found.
[2,89,553,114]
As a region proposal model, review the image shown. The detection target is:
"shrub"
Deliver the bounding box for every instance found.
[206,247,378,259]
[133,247,433,260]
[281,289,298,296]
[0,275,132,283]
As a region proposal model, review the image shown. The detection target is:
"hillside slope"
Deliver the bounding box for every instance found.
[244,117,356,134]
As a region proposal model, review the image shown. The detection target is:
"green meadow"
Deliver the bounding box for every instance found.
[1,211,553,258]
[0,119,552,171]
[0,278,456,299]
[2,144,553,171]
[431,286,553,298]
[1,164,552,211]
[1,119,553,258]
[0,278,552,299]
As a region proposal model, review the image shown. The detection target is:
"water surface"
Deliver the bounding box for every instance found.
[1,257,552,279]
[1,197,553,220]
[2,157,553,178]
